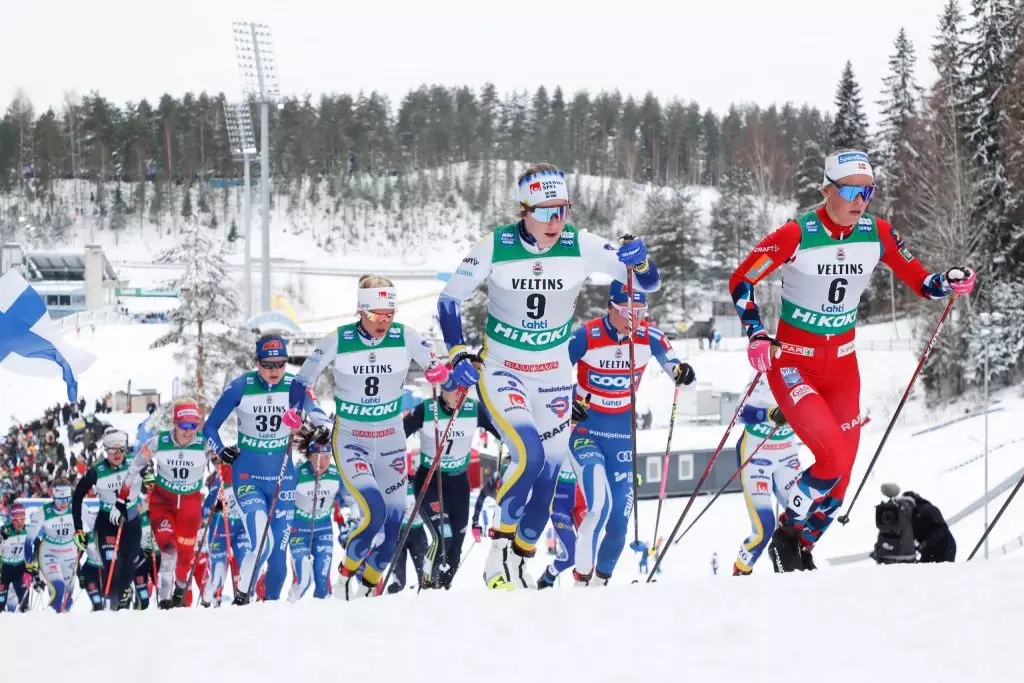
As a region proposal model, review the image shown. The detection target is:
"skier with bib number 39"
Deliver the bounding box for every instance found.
[438,162,661,590]
[729,149,975,572]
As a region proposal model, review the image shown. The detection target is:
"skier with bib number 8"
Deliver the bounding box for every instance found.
[728,149,975,572]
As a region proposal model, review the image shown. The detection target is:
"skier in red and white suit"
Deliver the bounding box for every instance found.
[728,149,976,572]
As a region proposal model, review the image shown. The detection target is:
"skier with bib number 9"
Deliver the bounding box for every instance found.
[728,149,975,572]
[437,162,661,590]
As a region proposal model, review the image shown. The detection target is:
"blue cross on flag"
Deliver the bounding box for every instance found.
[0,269,95,402]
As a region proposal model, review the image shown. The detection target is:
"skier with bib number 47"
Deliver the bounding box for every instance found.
[728,149,975,572]
[438,163,661,590]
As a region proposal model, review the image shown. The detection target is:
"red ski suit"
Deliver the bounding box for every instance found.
[729,207,942,544]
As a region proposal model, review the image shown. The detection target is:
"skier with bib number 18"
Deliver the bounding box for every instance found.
[728,148,975,572]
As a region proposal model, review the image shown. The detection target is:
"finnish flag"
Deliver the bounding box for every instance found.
[0,269,95,402]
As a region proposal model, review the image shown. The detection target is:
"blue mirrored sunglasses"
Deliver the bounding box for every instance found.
[176,422,199,430]
[826,175,876,203]
[527,204,570,222]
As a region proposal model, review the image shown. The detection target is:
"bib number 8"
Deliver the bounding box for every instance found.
[828,278,848,305]
[365,377,379,396]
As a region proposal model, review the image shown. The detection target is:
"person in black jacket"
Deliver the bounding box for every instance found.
[403,381,499,589]
[902,491,956,562]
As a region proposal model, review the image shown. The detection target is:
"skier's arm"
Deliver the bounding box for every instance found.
[648,326,682,376]
[472,486,489,527]
[580,231,661,292]
[72,466,97,532]
[120,436,156,494]
[203,376,245,454]
[290,377,330,428]
[290,330,338,414]
[23,509,44,563]
[405,326,441,372]
[477,408,501,440]
[739,404,769,425]
[876,219,952,299]
[728,221,803,337]
[438,237,493,356]
[403,402,427,438]
[201,479,221,519]
[567,325,588,366]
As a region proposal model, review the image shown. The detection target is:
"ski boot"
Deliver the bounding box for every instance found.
[158,598,175,610]
[590,570,611,587]
[171,584,186,607]
[572,569,592,587]
[232,592,250,606]
[483,530,517,590]
[733,564,752,576]
[767,524,805,573]
[536,566,558,590]
[335,565,375,601]
[116,586,134,611]
[801,547,818,571]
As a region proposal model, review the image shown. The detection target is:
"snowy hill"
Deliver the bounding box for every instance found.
[6,559,1020,683]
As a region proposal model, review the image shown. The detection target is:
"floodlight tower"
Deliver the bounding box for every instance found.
[224,102,258,320]
[233,21,279,314]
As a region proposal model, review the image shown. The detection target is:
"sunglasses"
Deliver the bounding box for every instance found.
[612,302,648,319]
[826,175,876,203]
[365,310,396,323]
[526,204,570,222]
[176,422,199,431]
[258,361,286,370]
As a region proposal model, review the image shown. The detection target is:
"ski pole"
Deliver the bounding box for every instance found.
[182,507,216,603]
[242,429,296,600]
[61,548,83,613]
[104,516,125,599]
[432,385,448,577]
[652,385,682,547]
[376,387,470,595]
[214,465,240,592]
[646,374,761,582]
[968,470,1024,560]
[838,295,958,525]
[620,237,641,546]
[673,424,780,546]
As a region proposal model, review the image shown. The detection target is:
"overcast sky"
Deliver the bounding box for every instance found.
[0,0,952,126]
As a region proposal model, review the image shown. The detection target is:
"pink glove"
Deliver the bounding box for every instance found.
[282,408,302,430]
[945,267,976,295]
[472,526,482,543]
[747,332,776,373]
[424,362,450,385]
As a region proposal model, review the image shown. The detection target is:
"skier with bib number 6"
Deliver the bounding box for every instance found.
[728,149,975,572]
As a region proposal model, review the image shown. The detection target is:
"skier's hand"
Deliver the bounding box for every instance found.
[629,541,644,552]
[571,394,590,424]
[472,526,482,543]
[943,266,976,295]
[72,530,88,552]
[768,407,787,427]
[673,362,696,386]
[25,560,38,578]
[423,361,450,385]
[616,235,648,269]
[449,351,482,388]
[282,408,302,430]
[746,331,778,373]
[108,501,125,526]
[217,445,240,465]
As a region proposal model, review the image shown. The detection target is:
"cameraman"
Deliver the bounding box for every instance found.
[902,491,956,563]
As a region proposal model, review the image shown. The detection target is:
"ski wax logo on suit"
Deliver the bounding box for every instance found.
[746,255,773,284]
[508,393,527,408]
[836,247,846,262]
[368,352,376,363]
[756,480,770,493]
[546,397,569,418]
[389,457,404,474]
[781,367,803,388]
[532,262,543,277]
[614,346,623,358]
[789,384,815,405]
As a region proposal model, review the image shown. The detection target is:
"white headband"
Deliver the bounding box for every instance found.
[823,150,873,186]
[358,287,397,312]
[51,485,72,499]
[518,169,568,207]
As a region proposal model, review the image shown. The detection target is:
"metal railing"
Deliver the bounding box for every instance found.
[55,310,134,330]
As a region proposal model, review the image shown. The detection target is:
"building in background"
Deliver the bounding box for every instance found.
[0,243,120,317]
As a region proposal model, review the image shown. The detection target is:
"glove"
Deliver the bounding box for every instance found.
[108,499,127,526]
[308,425,331,445]
[282,408,302,430]
[449,351,482,388]
[217,445,240,465]
[746,331,777,373]
[424,361,450,385]
[472,526,482,543]
[673,363,696,386]
[616,235,648,268]
[32,571,46,592]
[768,407,787,427]
[571,394,590,424]
[25,560,38,578]
[629,541,644,552]
[944,266,976,295]
[78,570,87,589]
[72,530,88,552]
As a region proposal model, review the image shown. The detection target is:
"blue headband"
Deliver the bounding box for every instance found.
[608,280,647,306]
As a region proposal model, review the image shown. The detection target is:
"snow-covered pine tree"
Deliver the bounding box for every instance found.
[150,221,251,411]
[793,140,825,213]
[640,186,702,319]
[708,170,757,280]
[873,27,923,219]
[829,61,870,151]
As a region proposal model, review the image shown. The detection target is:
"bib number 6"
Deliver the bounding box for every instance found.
[828,277,848,305]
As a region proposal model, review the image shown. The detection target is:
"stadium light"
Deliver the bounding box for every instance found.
[224,102,257,320]
[233,21,279,314]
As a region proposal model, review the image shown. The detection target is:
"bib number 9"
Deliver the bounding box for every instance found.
[526,293,546,320]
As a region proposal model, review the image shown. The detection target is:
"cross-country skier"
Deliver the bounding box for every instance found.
[288,439,340,601]
[78,506,105,611]
[125,399,210,607]
[386,480,428,593]
[568,281,694,585]
[0,503,28,612]
[28,478,79,612]
[729,149,975,572]
[438,163,661,589]
[290,275,449,600]
[403,379,499,588]
[470,469,502,541]
[205,334,329,604]
[132,471,157,608]
[536,459,588,589]
[732,374,800,575]
[72,432,143,610]
[200,465,251,605]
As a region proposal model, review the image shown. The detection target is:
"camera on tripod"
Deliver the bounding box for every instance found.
[871,483,917,564]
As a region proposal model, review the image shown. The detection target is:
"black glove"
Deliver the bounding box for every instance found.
[217,445,240,465]
[310,425,331,445]
[78,569,87,589]
[673,363,696,386]
[768,407,787,427]
[571,394,591,424]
